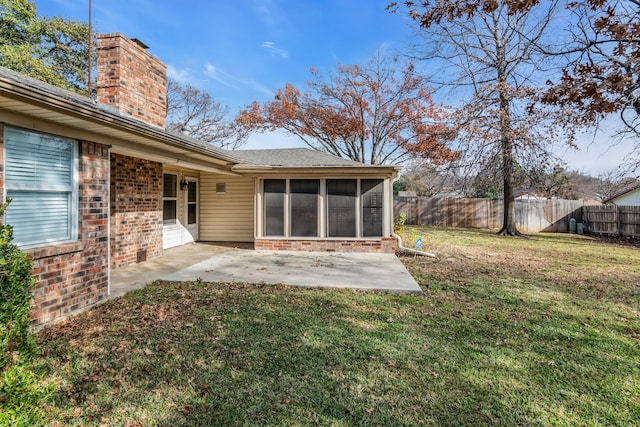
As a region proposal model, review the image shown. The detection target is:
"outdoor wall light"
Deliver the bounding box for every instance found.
[180,179,188,191]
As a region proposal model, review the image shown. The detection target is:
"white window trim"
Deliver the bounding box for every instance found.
[163,173,178,226]
[184,176,199,227]
[3,126,79,249]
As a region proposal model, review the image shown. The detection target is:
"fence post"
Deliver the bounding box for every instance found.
[617,205,622,236]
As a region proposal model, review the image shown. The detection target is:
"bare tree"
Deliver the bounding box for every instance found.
[597,168,639,201]
[389,1,573,235]
[166,78,248,150]
[397,159,454,196]
[529,163,573,199]
[237,53,456,165]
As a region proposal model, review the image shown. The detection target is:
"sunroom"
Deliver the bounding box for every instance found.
[231,149,400,253]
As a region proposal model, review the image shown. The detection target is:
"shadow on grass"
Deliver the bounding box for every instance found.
[36,277,640,426]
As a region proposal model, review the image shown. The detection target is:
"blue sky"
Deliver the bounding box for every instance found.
[36,0,635,175]
[39,0,410,111]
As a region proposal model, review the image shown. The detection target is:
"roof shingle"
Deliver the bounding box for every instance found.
[232,148,365,167]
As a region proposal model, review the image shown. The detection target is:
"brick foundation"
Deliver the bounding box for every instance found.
[110,153,163,269]
[27,141,110,326]
[254,238,396,253]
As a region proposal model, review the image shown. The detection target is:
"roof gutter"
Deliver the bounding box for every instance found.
[0,71,242,165]
[231,164,401,175]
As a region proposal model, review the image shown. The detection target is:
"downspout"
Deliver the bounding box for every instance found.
[107,146,111,296]
[390,176,437,258]
[391,231,437,258]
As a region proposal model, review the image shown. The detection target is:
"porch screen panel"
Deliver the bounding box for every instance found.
[264,179,286,236]
[290,179,319,237]
[4,127,77,246]
[327,179,356,237]
[362,179,384,237]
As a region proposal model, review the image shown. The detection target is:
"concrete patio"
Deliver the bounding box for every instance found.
[109,243,422,298]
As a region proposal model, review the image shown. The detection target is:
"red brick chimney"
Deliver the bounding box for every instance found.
[96,33,167,128]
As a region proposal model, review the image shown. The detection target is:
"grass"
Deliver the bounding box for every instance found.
[32,228,640,426]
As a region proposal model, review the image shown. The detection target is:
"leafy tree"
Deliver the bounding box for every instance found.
[388,0,573,235]
[0,0,93,94]
[541,0,640,139]
[237,53,457,165]
[167,78,249,150]
[393,177,411,196]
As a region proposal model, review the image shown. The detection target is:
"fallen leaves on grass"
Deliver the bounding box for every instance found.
[31,229,640,426]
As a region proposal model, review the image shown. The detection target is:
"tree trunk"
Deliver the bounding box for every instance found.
[499,159,520,235]
[495,71,523,237]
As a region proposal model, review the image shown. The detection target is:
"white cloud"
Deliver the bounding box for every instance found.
[166,65,191,83]
[261,41,289,59]
[252,0,278,27]
[203,63,273,97]
[204,63,238,88]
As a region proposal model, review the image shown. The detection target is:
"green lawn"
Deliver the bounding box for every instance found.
[35,228,639,426]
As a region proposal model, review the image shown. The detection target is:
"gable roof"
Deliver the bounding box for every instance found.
[0,66,242,170]
[0,66,399,176]
[603,184,640,204]
[232,148,363,167]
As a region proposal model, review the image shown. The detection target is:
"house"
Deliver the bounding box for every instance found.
[0,33,399,326]
[603,185,640,206]
[513,189,547,200]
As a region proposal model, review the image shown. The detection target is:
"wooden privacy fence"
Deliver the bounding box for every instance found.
[583,205,640,238]
[394,197,585,233]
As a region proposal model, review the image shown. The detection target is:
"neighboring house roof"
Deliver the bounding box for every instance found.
[603,184,640,204]
[232,148,363,167]
[513,188,546,200]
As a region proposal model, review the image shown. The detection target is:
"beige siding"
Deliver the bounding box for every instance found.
[200,174,255,241]
[163,224,183,249]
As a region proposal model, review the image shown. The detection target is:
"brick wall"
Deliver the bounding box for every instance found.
[96,33,167,128]
[27,141,110,326]
[254,238,396,253]
[110,153,163,268]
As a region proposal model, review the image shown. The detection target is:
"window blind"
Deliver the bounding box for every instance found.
[4,127,77,247]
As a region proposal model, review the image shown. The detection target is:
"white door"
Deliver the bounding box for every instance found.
[184,177,199,242]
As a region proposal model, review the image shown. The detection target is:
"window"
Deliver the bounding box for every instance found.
[4,127,78,247]
[163,173,178,225]
[362,179,384,237]
[290,180,319,237]
[187,181,197,225]
[264,179,286,236]
[327,179,357,237]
